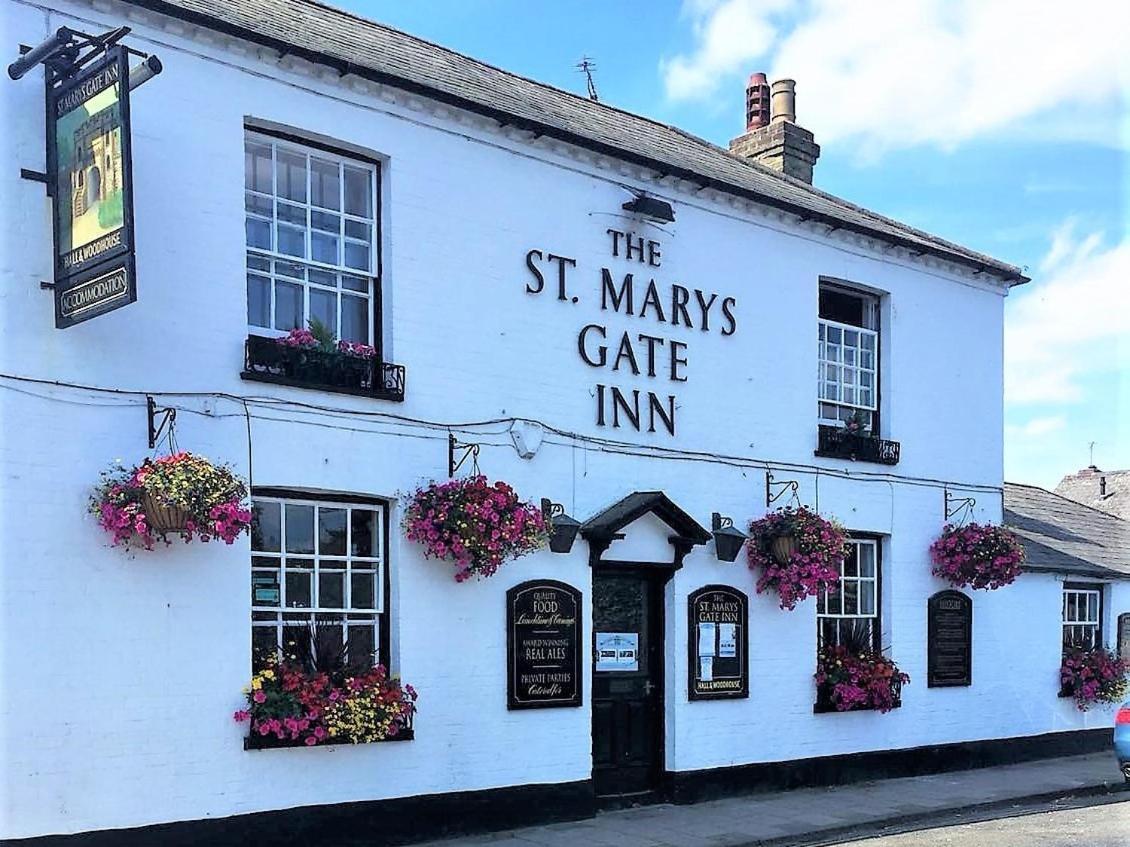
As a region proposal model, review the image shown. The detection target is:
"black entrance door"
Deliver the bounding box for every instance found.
[592,569,664,798]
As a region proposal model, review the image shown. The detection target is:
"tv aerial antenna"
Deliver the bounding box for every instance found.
[576,56,599,102]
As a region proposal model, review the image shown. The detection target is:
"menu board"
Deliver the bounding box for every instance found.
[507,580,582,710]
[927,590,973,687]
[688,585,748,700]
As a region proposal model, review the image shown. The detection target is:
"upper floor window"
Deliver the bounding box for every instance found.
[818,285,879,432]
[244,132,378,345]
[817,537,880,653]
[1062,583,1102,651]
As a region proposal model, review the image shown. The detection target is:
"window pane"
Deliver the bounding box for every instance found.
[860,585,875,615]
[252,625,278,671]
[1088,594,1098,622]
[318,508,348,555]
[246,217,271,250]
[276,148,307,202]
[352,509,378,557]
[344,241,370,271]
[344,166,372,217]
[310,158,340,210]
[252,571,280,607]
[245,142,272,193]
[342,274,369,292]
[319,572,345,609]
[348,624,375,666]
[277,202,306,225]
[859,548,876,577]
[285,505,315,553]
[286,571,312,608]
[351,572,375,609]
[344,220,370,242]
[277,224,306,258]
[311,231,340,265]
[341,294,369,344]
[274,281,303,331]
[252,501,281,552]
[309,288,337,336]
[843,581,858,615]
[247,273,270,327]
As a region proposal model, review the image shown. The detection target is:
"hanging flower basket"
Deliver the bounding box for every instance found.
[816,644,909,713]
[929,523,1025,590]
[404,476,548,582]
[1060,647,1129,711]
[746,506,849,610]
[89,452,252,549]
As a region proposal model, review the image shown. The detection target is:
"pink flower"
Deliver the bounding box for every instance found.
[253,690,267,704]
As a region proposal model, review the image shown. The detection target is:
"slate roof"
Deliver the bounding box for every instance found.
[1054,467,1130,521]
[125,0,1028,284]
[1004,482,1130,580]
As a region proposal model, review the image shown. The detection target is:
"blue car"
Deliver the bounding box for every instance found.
[1117,702,1130,782]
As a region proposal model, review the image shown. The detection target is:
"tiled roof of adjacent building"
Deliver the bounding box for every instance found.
[125,0,1028,285]
[1004,482,1130,580]
[1054,467,1130,521]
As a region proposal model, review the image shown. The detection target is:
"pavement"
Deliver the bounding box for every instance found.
[412,753,1128,847]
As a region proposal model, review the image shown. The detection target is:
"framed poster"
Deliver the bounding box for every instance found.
[506,580,583,710]
[47,45,136,327]
[688,585,748,700]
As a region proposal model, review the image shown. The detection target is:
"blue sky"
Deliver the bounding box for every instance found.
[356,0,1126,488]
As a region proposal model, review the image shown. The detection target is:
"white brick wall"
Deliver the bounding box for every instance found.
[0,0,1120,840]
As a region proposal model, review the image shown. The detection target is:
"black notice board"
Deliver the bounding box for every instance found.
[506,580,583,710]
[928,590,973,687]
[688,585,748,700]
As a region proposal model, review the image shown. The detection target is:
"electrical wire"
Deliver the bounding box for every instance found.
[0,371,1001,498]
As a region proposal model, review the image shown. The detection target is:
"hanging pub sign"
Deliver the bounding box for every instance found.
[927,590,973,687]
[688,585,748,700]
[47,45,136,328]
[506,580,583,710]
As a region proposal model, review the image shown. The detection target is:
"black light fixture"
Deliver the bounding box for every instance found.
[542,498,581,554]
[622,192,675,224]
[711,513,747,562]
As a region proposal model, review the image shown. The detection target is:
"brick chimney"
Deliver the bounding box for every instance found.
[729,73,820,183]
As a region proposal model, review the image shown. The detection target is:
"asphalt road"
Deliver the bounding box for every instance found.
[833,797,1130,846]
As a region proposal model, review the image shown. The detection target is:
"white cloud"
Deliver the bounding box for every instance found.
[661,0,1127,154]
[1006,416,1067,438]
[1005,220,1129,406]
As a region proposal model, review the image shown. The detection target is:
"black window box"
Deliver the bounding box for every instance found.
[244,727,414,750]
[815,425,900,465]
[241,335,405,401]
[813,682,902,714]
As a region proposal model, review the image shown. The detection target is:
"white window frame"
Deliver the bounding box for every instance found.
[244,131,378,345]
[251,495,386,671]
[818,284,880,429]
[1062,585,1102,650]
[817,538,879,650]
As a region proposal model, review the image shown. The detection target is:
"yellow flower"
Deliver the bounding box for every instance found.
[251,678,263,690]
[261,669,275,680]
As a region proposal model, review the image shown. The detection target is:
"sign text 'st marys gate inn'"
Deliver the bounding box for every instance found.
[525,228,737,436]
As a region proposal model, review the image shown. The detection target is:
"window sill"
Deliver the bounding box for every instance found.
[244,728,414,750]
[814,425,900,466]
[242,335,405,402]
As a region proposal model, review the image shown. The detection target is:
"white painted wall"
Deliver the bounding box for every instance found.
[0,0,1121,840]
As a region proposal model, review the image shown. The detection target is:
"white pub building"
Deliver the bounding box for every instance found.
[1,0,1126,844]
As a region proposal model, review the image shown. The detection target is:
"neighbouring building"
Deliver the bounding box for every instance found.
[1,0,1125,844]
[1056,466,1130,521]
[1005,482,1130,660]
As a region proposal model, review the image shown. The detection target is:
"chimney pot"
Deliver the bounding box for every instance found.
[770,78,796,124]
[744,71,771,130]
